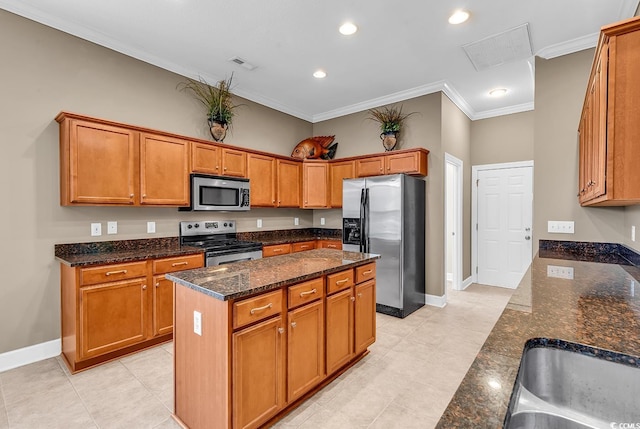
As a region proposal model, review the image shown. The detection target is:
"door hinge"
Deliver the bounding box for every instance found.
[476,266,478,274]
[476,179,479,186]
[476,223,478,231]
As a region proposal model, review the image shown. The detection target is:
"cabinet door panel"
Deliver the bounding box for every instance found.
[325,287,354,375]
[354,280,376,355]
[80,279,147,358]
[68,120,137,205]
[302,162,328,208]
[248,154,277,207]
[140,133,190,205]
[288,300,325,401]
[191,142,220,175]
[153,275,174,337]
[277,159,301,207]
[222,148,247,177]
[356,157,385,177]
[233,316,285,429]
[386,151,427,176]
[329,161,355,207]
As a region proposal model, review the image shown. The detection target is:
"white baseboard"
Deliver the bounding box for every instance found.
[0,338,61,373]
[446,273,453,282]
[425,294,447,308]
[462,276,473,290]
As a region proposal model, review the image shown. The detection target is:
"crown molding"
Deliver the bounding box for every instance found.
[472,101,534,120]
[536,33,598,59]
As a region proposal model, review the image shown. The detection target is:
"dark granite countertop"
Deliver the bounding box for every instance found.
[166,248,380,301]
[55,237,203,267]
[238,228,342,246]
[436,247,640,428]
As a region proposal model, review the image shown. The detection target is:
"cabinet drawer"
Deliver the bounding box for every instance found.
[355,263,376,284]
[233,289,283,329]
[288,277,324,309]
[326,269,354,294]
[292,241,316,253]
[80,261,147,286]
[263,243,291,257]
[153,253,203,274]
[318,240,342,250]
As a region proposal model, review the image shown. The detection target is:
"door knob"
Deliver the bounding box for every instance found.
[525,227,531,232]
[525,235,531,240]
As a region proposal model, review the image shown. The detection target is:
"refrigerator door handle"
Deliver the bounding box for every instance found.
[364,188,370,253]
[359,189,365,252]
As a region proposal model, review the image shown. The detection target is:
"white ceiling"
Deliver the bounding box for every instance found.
[1,0,638,122]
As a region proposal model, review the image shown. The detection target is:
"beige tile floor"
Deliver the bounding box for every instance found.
[0,284,512,429]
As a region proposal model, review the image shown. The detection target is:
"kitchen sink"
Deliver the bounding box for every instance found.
[504,339,640,429]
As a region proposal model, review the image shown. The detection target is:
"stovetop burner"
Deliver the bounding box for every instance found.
[179,220,262,255]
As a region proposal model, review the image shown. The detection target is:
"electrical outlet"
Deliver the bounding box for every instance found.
[257,219,263,228]
[320,217,326,226]
[107,221,117,235]
[147,221,156,233]
[547,265,574,279]
[633,226,636,242]
[294,217,299,226]
[547,221,575,234]
[193,311,202,336]
[90,223,102,236]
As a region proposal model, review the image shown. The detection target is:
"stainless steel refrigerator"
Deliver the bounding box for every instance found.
[342,174,425,318]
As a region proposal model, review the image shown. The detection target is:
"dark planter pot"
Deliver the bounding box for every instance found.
[208,118,228,142]
[380,131,398,151]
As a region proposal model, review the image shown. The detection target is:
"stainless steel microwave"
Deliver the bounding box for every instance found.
[181,174,250,211]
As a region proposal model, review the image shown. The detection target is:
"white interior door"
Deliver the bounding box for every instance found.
[476,165,532,288]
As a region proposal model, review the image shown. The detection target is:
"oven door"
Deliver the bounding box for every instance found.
[206,250,262,266]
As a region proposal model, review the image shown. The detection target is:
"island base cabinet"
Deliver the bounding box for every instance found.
[80,279,147,359]
[287,300,325,402]
[233,316,286,429]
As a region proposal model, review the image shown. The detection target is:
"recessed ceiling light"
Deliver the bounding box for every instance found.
[339,22,358,36]
[489,88,508,97]
[313,70,327,79]
[448,9,470,25]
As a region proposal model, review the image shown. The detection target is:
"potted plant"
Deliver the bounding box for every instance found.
[178,74,241,142]
[367,105,416,151]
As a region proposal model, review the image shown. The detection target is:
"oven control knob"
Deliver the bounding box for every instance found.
[187,225,192,229]
[194,223,200,228]
[229,222,233,227]
[224,222,228,227]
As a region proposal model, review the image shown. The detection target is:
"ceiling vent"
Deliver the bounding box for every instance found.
[228,56,257,71]
[462,23,533,71]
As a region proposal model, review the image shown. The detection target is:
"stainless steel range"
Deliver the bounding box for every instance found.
[179,220,262,266]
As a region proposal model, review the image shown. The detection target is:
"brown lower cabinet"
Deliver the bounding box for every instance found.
[60,253,203,373]
[173,262,376,429]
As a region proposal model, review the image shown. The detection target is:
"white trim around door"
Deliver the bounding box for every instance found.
[445,153,463,294]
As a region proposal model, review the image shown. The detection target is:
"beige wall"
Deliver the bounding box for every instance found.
[533,49,625,249]
[314,94,447,297]
[471,111,534,166]
[441,95,472,279]
[0,10,315,354]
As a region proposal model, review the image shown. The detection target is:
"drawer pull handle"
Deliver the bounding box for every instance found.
[362,270,373,275]
[105,270,127,276]
[274,249,283,253]
[336,278,349,285]
[328,244,337,248]
[300,245,309,249]
[171,261,189,267]
[299,288,317,297]
[250,303,273,315]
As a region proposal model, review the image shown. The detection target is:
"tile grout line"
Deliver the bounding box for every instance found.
[0,371,9,428]
[57,357,101,429]
[120,348,175,415]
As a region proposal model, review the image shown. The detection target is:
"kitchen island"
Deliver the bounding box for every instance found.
[436,242,640,428]
[166,248,380,429]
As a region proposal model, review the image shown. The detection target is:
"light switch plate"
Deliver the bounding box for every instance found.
[320,217,326,226]
[107,221,117,235]
[257,219,262,228]
[294,217,299,226]
[91,223,102,236]
[193,311,202,336]
[547,265,574,279]
[547,221,575,234]
[147,221,156,233]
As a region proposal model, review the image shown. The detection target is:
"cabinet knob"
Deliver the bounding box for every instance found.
[278,327,284,334]
[291,321,297,328]
[155,283,160,287]
[142,285,147,290]
[129,194,134,198]
[351,296,356,302]
[142,194,146,198]
[224,167,227,171]
[358,293,362,298]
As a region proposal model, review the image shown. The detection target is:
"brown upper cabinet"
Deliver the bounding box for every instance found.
[58,113,190,206]
[329,160,355,208]
[248,153,277,207]
[302,161,329,208]
[57,112,428,208]
[578,17,640,206]
[277,159,301,207]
